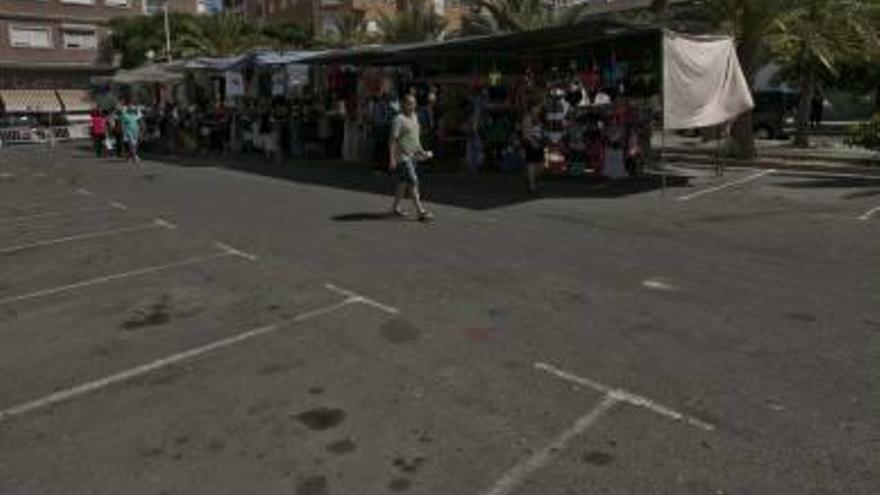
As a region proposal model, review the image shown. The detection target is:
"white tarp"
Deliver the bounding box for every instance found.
[663,32,754,130]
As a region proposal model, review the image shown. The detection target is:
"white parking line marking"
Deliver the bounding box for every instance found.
[858,205,880,221]
[213,241,257,262]
[0,205,120,224]
[642,279,678,291]
[75,188,92,196]
[325,283,400,315]
[0,219,171,255]
[108,200,128,211]
[0,250,234,306]
[535,362,714,431]
[153,218,177,230]
[677,169,776,201]
[480,395,619,495]
[0,297,359,422]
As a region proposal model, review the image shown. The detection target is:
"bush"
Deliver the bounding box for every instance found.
[846,114,880,151]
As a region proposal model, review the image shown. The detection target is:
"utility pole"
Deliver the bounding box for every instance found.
[164,1,173,62]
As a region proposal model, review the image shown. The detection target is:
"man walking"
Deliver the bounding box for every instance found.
[389,95,433,222]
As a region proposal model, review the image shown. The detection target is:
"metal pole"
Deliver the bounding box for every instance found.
[164,2,172,62]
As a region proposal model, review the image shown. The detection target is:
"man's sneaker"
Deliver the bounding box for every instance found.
[418,211,434,222]
[390,207,408,218]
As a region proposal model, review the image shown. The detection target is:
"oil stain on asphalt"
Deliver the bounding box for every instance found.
[296,475,329,495]
[326,439,356,455]
[122,295,172,330]
[295,408,346,431]
[381,318,421,344]
[582,450,615,466]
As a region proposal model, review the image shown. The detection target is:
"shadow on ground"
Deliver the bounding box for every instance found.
[773,177,880,200]
[143,149,687,211]
[331,212,397,222]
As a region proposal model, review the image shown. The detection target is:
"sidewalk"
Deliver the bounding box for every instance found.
[663,134,879,176]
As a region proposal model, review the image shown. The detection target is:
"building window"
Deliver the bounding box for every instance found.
[9,25,53,49]
[321,14,339,35]
[60,0,97,4]
[105,0,130,6]
[63,28,98,50]
[143,0,164,14]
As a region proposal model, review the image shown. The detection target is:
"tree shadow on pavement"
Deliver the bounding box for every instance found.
[152,151,687,211]
[772,177,880,199]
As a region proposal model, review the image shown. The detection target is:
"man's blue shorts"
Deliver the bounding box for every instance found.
[397,156,419,186]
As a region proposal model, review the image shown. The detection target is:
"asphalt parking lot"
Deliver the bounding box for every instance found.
[0,145,877,495]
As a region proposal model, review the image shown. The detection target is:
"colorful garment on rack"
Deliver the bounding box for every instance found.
[580,66,601,91]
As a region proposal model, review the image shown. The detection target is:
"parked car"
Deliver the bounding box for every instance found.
[753,90,798,140]
[675,90,799,140]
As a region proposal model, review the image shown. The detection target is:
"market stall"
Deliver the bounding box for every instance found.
[299,19,753,180]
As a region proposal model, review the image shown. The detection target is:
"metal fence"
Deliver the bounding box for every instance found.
[0,123,90,147]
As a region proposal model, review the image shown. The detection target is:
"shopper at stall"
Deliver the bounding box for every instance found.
[120,105,142,164]
[389,94,433,222]
[111,109,126,158]
[522,105,545,193]
[372,89,398,171]
[258,109,279,161]
[89,109,107,158]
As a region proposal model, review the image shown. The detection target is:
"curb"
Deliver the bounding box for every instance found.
[664,147,879,167]
[664,152,880,178]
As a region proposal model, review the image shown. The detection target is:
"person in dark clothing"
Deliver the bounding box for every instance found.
[810,94,824,128]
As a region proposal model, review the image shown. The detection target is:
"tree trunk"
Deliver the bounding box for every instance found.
[729,35,760,160]
[794,65,816,148]
[730,111,755,159]
[875,85,880,114]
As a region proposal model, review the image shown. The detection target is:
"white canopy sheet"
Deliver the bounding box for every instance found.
[664,32,754,130]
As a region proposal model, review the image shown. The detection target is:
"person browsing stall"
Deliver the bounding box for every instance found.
[389,94,433,222]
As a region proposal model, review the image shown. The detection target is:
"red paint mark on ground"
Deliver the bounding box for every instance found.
[465,328,499,342]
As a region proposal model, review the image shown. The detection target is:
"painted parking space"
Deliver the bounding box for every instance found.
[0,305,607,495]
[0,146,875,495]
[0,260,344,408]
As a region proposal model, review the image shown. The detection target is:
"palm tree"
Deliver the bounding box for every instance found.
[701,0,791,158]
[176,12,266,57]
[262,22,313,50]
[334,11,370,47]
[378,0,448,43]
[466,0,588,34]
[772,0,880,147]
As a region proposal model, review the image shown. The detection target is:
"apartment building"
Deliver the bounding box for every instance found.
[230,0,465,37]
[0,0,199,114]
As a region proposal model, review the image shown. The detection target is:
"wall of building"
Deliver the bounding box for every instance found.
[236,0,465,37]
[0,0,200,89]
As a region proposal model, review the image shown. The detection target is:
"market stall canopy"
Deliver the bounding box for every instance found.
[663,31,754,129]
[299,20,661,66]
[300,20,753,129]
[181,55,247,72]
[111,63,184,84]
[0,89,62,113]
[227,50,325,70]
[56,89,93,113]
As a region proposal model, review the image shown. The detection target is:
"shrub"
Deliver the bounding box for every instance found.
[846,114,880,152]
